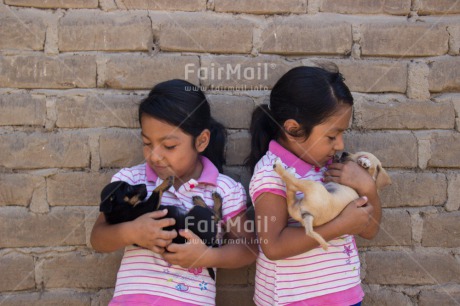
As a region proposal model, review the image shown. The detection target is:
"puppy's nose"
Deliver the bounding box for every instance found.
[341,152,350,158]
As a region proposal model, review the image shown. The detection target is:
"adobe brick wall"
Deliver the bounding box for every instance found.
[0,0,459,305]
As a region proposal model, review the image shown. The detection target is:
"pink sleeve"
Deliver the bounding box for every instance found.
[252,188,286,203]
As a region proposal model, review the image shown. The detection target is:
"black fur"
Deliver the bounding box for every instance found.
[99,179,220,279]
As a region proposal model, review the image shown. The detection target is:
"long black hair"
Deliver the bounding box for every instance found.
[245,66,354,172]
[139,79,226,172]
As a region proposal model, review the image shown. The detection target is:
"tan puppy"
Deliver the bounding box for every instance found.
[273,152,391,251]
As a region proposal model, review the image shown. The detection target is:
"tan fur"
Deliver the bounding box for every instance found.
[273,152,391,251]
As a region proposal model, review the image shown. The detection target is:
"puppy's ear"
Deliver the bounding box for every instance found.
[100,199,113,213]
[375,165,391,189]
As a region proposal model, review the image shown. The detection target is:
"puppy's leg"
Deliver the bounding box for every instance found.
[212,192,223,222]
[153,176,174,193]
[152,176,174,210]
[192,196,209,208]
[301,211,329,251]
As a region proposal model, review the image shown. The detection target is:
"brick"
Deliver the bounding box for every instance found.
[448,25,460,55]
[0,291,91,306]
[208,95,255,129]
[59,11,152,52]
[55,93,141,128]
[0,252,35,291]
[260,16,352,55]
[344,132,418,168]
[0,11,46,50]
[354,95,454,129]
[5,0,98,8]
[321,0,411,15]
[159,13,253,54]
[104,54,199,89]
[429,57,460,92]
[418,0,460,15]
[216,286,255,306]
[0,93,46,126]
[335,60,407,93]
[407,61,430,99]
[0,207,86,247]
[215,0,307,14]
[0,55,96,89]
[446,173,460,211]
[199,55,297,90]
[427,131,460,167]
[0,174,44,206]
[0,132,90,169]
[356,209,412,247]
[99,129,145,168]
[226,130,251,166]
[118,0,206,11]
[380,172,447,207]
[216,266,250,285]
[91,289,114,306]
[363,285,412,306]
[360,22,449,57]
[39,251,122,289]
[47,172,114,206]
[365,250,460,285]
[422,212,460,247]
[419,289,460,306]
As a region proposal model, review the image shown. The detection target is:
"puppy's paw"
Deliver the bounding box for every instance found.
[357,156,371,169]
[273,157,283,169]
[192,196,207,208]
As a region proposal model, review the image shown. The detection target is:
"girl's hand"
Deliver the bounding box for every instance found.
[336,196,374,236]
[162,229,210,268]
[324,161,377,196]
[129,209,177,254]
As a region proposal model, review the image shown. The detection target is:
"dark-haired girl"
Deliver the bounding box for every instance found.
[247,66,381,306]
[91,79,257,305]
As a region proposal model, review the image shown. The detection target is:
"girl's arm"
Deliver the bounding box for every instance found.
[325,161,382,239]
[253,192,372,260]
[163,211,258,269]
[90,210,177,253]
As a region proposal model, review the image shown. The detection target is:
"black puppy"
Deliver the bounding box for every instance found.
[100,177,174,224]
[99,177,222,279]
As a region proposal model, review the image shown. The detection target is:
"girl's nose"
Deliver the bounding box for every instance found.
[146,147,163,163]
[334,134,345,151]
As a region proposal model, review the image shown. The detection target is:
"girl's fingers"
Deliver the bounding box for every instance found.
[354,196,368,207]
[145,209,168,219]
[155,217,176,228]
[151,246,165,254]
[327,163,344,170]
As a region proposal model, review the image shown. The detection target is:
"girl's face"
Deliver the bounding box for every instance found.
[140,115,208,187]
[286,105,352,167]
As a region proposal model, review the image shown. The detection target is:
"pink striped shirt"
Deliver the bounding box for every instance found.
[249,141,363,306]
[110,157,247,305]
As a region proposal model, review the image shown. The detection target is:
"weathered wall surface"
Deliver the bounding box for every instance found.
[0,0,459,305]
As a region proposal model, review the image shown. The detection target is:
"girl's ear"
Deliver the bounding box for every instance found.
[195,129,211,153]
[283,119,301,141]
